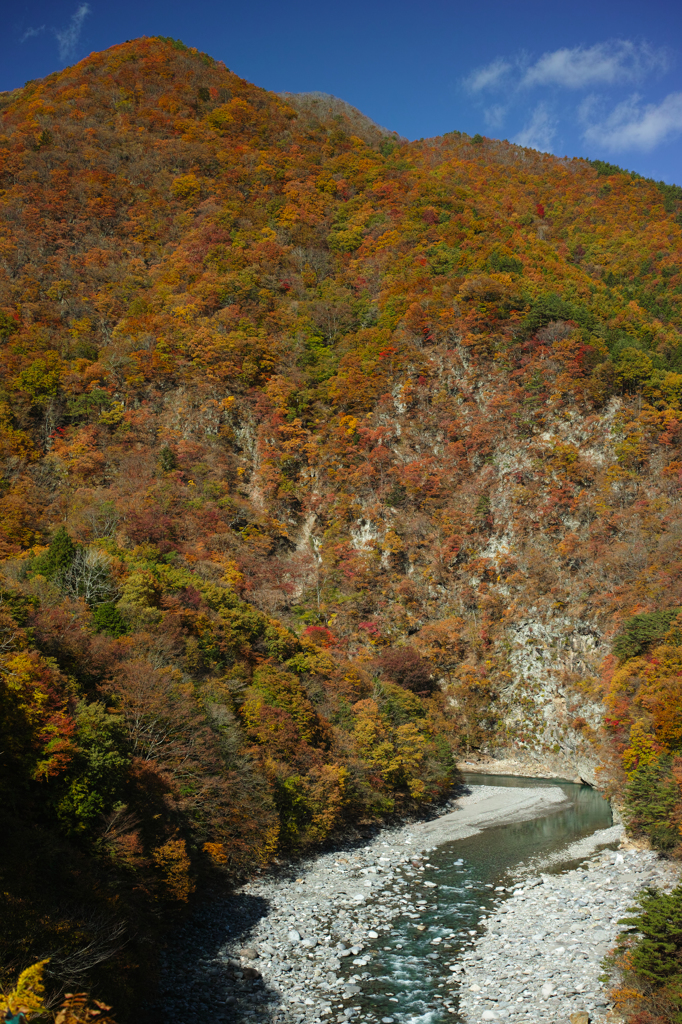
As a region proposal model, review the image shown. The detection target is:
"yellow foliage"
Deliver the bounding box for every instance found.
[117,570,161,608]
[13,352,63,403]
[381,530,405,555]
[352,699,426,793]
[622,719,661,779]
[303,764,349,842]
[152,838,195,902]
[98,402,124,426]
[1,958,114,1023]
[2,959,48,1017]
[298,634,335,675]
[55,992,115,1023]
[243,667,323,745]
[203,841,228,864]
[0,401,38,461]
[170,173,202,202]
[256,823,281,861]
[0,650,71,780]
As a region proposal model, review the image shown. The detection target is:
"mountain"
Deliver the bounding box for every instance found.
[2,34,682,1018]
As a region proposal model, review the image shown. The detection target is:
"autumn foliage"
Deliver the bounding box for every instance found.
[1,33,682,1022]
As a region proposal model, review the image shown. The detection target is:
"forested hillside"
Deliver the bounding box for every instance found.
[2,35,682,1018]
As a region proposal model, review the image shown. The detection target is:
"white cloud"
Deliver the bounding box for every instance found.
[484,104,507,129]
[21,25,46,43]
[54,3,91,62]
[522,40,667,90]
[463,38,677,156]
[464,58,513,94]
[513,104,558,152]
[582,91,682,151]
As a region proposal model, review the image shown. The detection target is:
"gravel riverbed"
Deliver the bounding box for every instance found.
[155,786,678,1024]
[458,844,679,1023]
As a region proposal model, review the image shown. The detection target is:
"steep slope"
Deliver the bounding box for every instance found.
[2,34,682,1017]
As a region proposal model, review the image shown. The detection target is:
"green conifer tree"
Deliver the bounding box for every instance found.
[617,884,682,1020]
[91,602,128,637]
[625,755,679,850]
[32,525,76,579]
[159,445,178,471]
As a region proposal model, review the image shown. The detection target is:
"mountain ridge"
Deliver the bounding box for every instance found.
[2,35,682,1020]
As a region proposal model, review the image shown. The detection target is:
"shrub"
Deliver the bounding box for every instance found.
[375,647,435,694]
[614,609,681,662]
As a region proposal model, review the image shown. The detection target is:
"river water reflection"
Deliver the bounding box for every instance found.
[355,773,613,1024]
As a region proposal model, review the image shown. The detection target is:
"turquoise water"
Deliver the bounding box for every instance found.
[354,774,613,1024]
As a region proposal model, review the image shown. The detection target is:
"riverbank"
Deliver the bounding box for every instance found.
[458,844,680,1023]
[457,754,589,783]
[412,784,569,844]
[155,780,615,1023]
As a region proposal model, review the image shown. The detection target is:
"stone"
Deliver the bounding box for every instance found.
[158,808,679,1024]
[569,1014,589,1024]
[288,929,301,943]
[481,1012,498,1021]
[240,948,258,959]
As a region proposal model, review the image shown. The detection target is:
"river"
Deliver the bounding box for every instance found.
[334,773,613,1024]
[155,773,615,1024]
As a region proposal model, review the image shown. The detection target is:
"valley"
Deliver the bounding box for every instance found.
[1,34,682,1023]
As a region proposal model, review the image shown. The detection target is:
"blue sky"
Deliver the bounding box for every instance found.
[4,0,682,183]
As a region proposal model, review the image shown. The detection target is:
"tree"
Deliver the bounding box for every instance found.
[158,445,177,471]
[91,602,128,637]
[61,548,118,605]
[55,702,130,836]
[611,885,682,1022]
[375,647,435,694]
[32,526,76,580]
[624,754,679,851]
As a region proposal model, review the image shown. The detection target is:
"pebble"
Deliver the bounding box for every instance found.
[151,805,464,1023]
[457,847,679,1024]
[150,798,679,1024]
